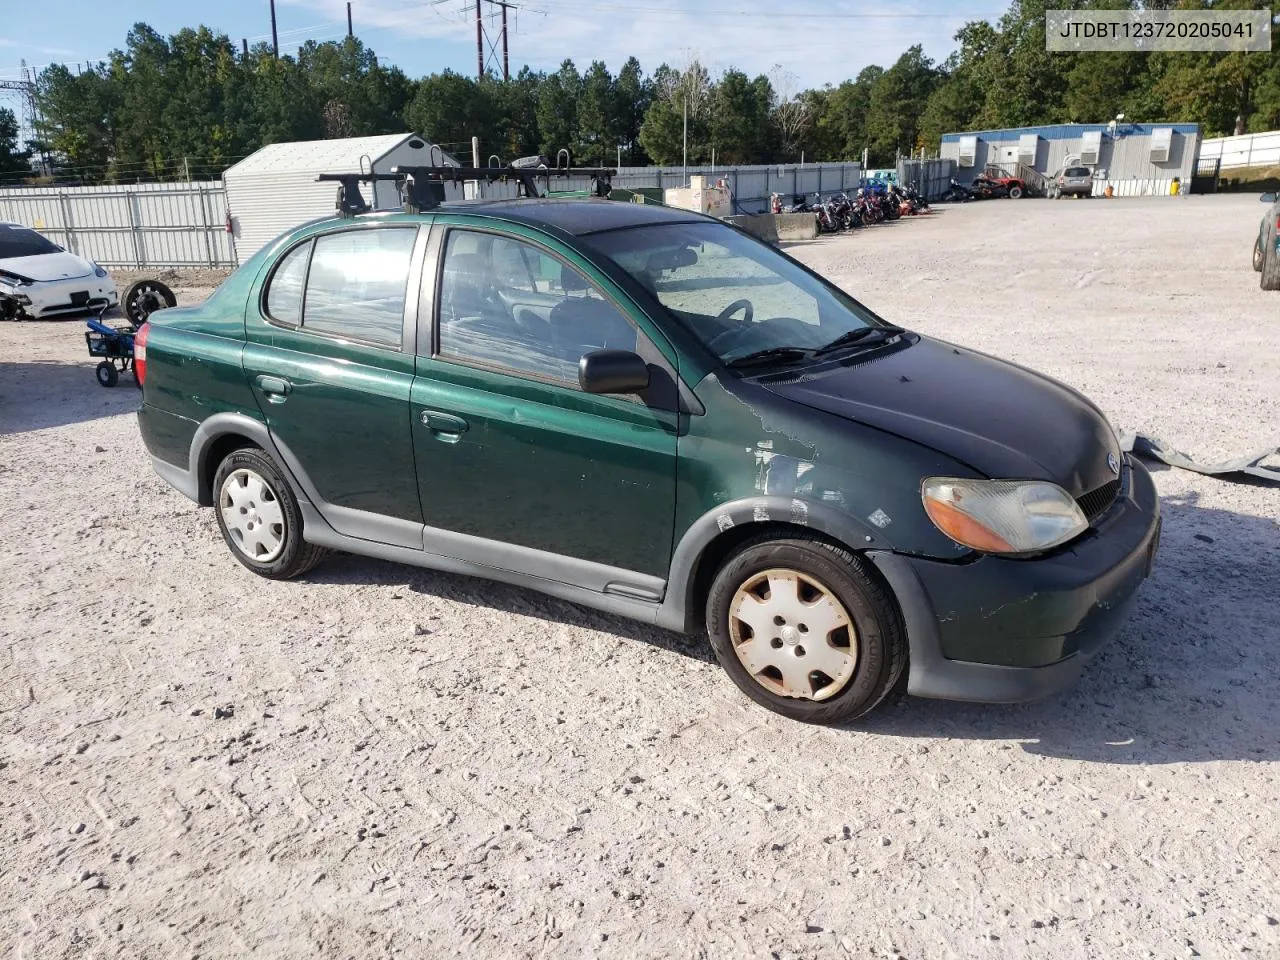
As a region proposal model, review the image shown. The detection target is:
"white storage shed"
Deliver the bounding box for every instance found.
[222,133,455,262]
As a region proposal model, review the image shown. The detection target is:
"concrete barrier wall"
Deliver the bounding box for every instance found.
[724,213,818,242]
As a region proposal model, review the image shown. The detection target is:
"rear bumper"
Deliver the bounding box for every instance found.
[138,404,200,502]
[869,457,1161,703]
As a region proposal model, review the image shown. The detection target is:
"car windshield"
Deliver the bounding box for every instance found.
[1065,167,1091,177]
[0,225,62,259]
[584,221,883,365]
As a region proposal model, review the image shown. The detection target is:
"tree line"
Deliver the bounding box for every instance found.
[3,0,1279,185]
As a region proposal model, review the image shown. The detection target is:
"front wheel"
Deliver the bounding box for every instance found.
[95,361,118,388]
[1253,237,1264,272]
[706,536,907,724]
[212,447,329,579]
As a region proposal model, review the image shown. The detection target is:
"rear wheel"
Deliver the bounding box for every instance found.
[1262,241,1280,290]
[212,447,329,579]
[95,361,118,388]
[1253,237,1264,272]
[1008,184,1024,199]
[706,536,906,724]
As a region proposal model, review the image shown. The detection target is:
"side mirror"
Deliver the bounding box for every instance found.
[579,349,650,395]
[1261,192,1276,203]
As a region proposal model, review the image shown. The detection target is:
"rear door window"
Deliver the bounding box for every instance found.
[265,240,311,325]
[302,228,417,347]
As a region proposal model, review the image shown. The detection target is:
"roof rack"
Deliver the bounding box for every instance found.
[317,164,617,216]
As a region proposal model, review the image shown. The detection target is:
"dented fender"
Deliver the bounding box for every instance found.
[656,493,900,633]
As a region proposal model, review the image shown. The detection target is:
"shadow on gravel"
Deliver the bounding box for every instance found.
[0,360,141,435]
[863,491,1280,765]
[307,555,715,664]
[304,485,1277,764]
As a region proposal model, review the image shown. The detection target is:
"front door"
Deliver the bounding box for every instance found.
[410,225,678,581]
[243,224,427,548]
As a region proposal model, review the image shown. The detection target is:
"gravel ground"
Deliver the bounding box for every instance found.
[2,195,1278,959]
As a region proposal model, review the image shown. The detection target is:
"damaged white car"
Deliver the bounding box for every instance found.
[0,222,118,319]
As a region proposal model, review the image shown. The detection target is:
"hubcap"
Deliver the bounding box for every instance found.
[727,568,857,701]
[219,468,286,563]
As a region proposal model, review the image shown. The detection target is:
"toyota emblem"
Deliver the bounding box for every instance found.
[1107,452,1120,475]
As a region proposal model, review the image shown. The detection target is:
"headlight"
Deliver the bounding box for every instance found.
[921,478,1088,554]
[93,263,109,278]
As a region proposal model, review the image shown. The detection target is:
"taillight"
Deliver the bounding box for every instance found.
[134,321,149,387]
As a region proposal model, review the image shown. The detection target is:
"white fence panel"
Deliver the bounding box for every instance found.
[612,162,862,212]
[1198,131,1280,170]
[0,181,236,268]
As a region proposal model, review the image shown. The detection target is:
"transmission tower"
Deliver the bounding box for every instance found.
[470,0,516,81]
[0,62,48,171]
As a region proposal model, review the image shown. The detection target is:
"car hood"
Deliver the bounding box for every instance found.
[0,251,94,282]
[759,336,1121,497]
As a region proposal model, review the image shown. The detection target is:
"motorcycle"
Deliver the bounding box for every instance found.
[940,178,973,203]
[901,182,930,214]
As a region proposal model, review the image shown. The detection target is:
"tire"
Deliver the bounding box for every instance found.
[122,279,177,327]
[1008,185,1023,199]
[212,447,329,579]
[96,361,118,388]
[1262,241,1280,290]
[1253,237,1264,272]
[705,535,907,725]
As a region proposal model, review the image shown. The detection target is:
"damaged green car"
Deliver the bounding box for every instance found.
[138,198,1160,724]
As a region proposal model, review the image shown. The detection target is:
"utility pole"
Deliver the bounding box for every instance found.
[347,3,353,37]
[500,1,509,82]
[241,37,249,58]
[269,0,279,56]
[682,94,688,183]
[475,0,483,80]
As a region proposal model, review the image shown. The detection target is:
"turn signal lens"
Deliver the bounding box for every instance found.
[922,478,1088,555]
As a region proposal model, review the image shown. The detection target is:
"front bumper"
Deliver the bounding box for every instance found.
[1,277,118,317]
[869,457,1161,703]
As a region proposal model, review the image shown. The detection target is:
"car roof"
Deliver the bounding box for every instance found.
[404,197,712,236]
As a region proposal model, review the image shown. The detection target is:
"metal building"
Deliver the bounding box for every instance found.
[222,133,456,262]
[939,122,1201,197]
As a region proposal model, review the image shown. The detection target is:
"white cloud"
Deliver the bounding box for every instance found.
[283,0,1004,87]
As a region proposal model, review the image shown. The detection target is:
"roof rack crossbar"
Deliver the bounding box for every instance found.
[317,164,617,212]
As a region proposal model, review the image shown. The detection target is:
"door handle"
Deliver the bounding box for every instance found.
[420,409,469,439]
[256,375,292,398]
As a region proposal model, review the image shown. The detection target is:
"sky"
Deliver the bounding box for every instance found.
[1,0,1009,88]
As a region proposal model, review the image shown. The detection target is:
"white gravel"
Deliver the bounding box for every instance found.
[1,195,1278,959]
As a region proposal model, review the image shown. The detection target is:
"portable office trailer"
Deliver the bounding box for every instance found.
[222,133,456,262]
[940,123,1201,197]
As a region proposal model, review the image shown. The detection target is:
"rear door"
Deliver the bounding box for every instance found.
[410,221,680,583]
[242,222,429,548]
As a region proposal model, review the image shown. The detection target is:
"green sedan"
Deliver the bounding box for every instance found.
[137,197,1160,724]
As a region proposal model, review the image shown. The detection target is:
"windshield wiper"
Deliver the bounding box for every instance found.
[813,325,904,356]
[725,346,814,369]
